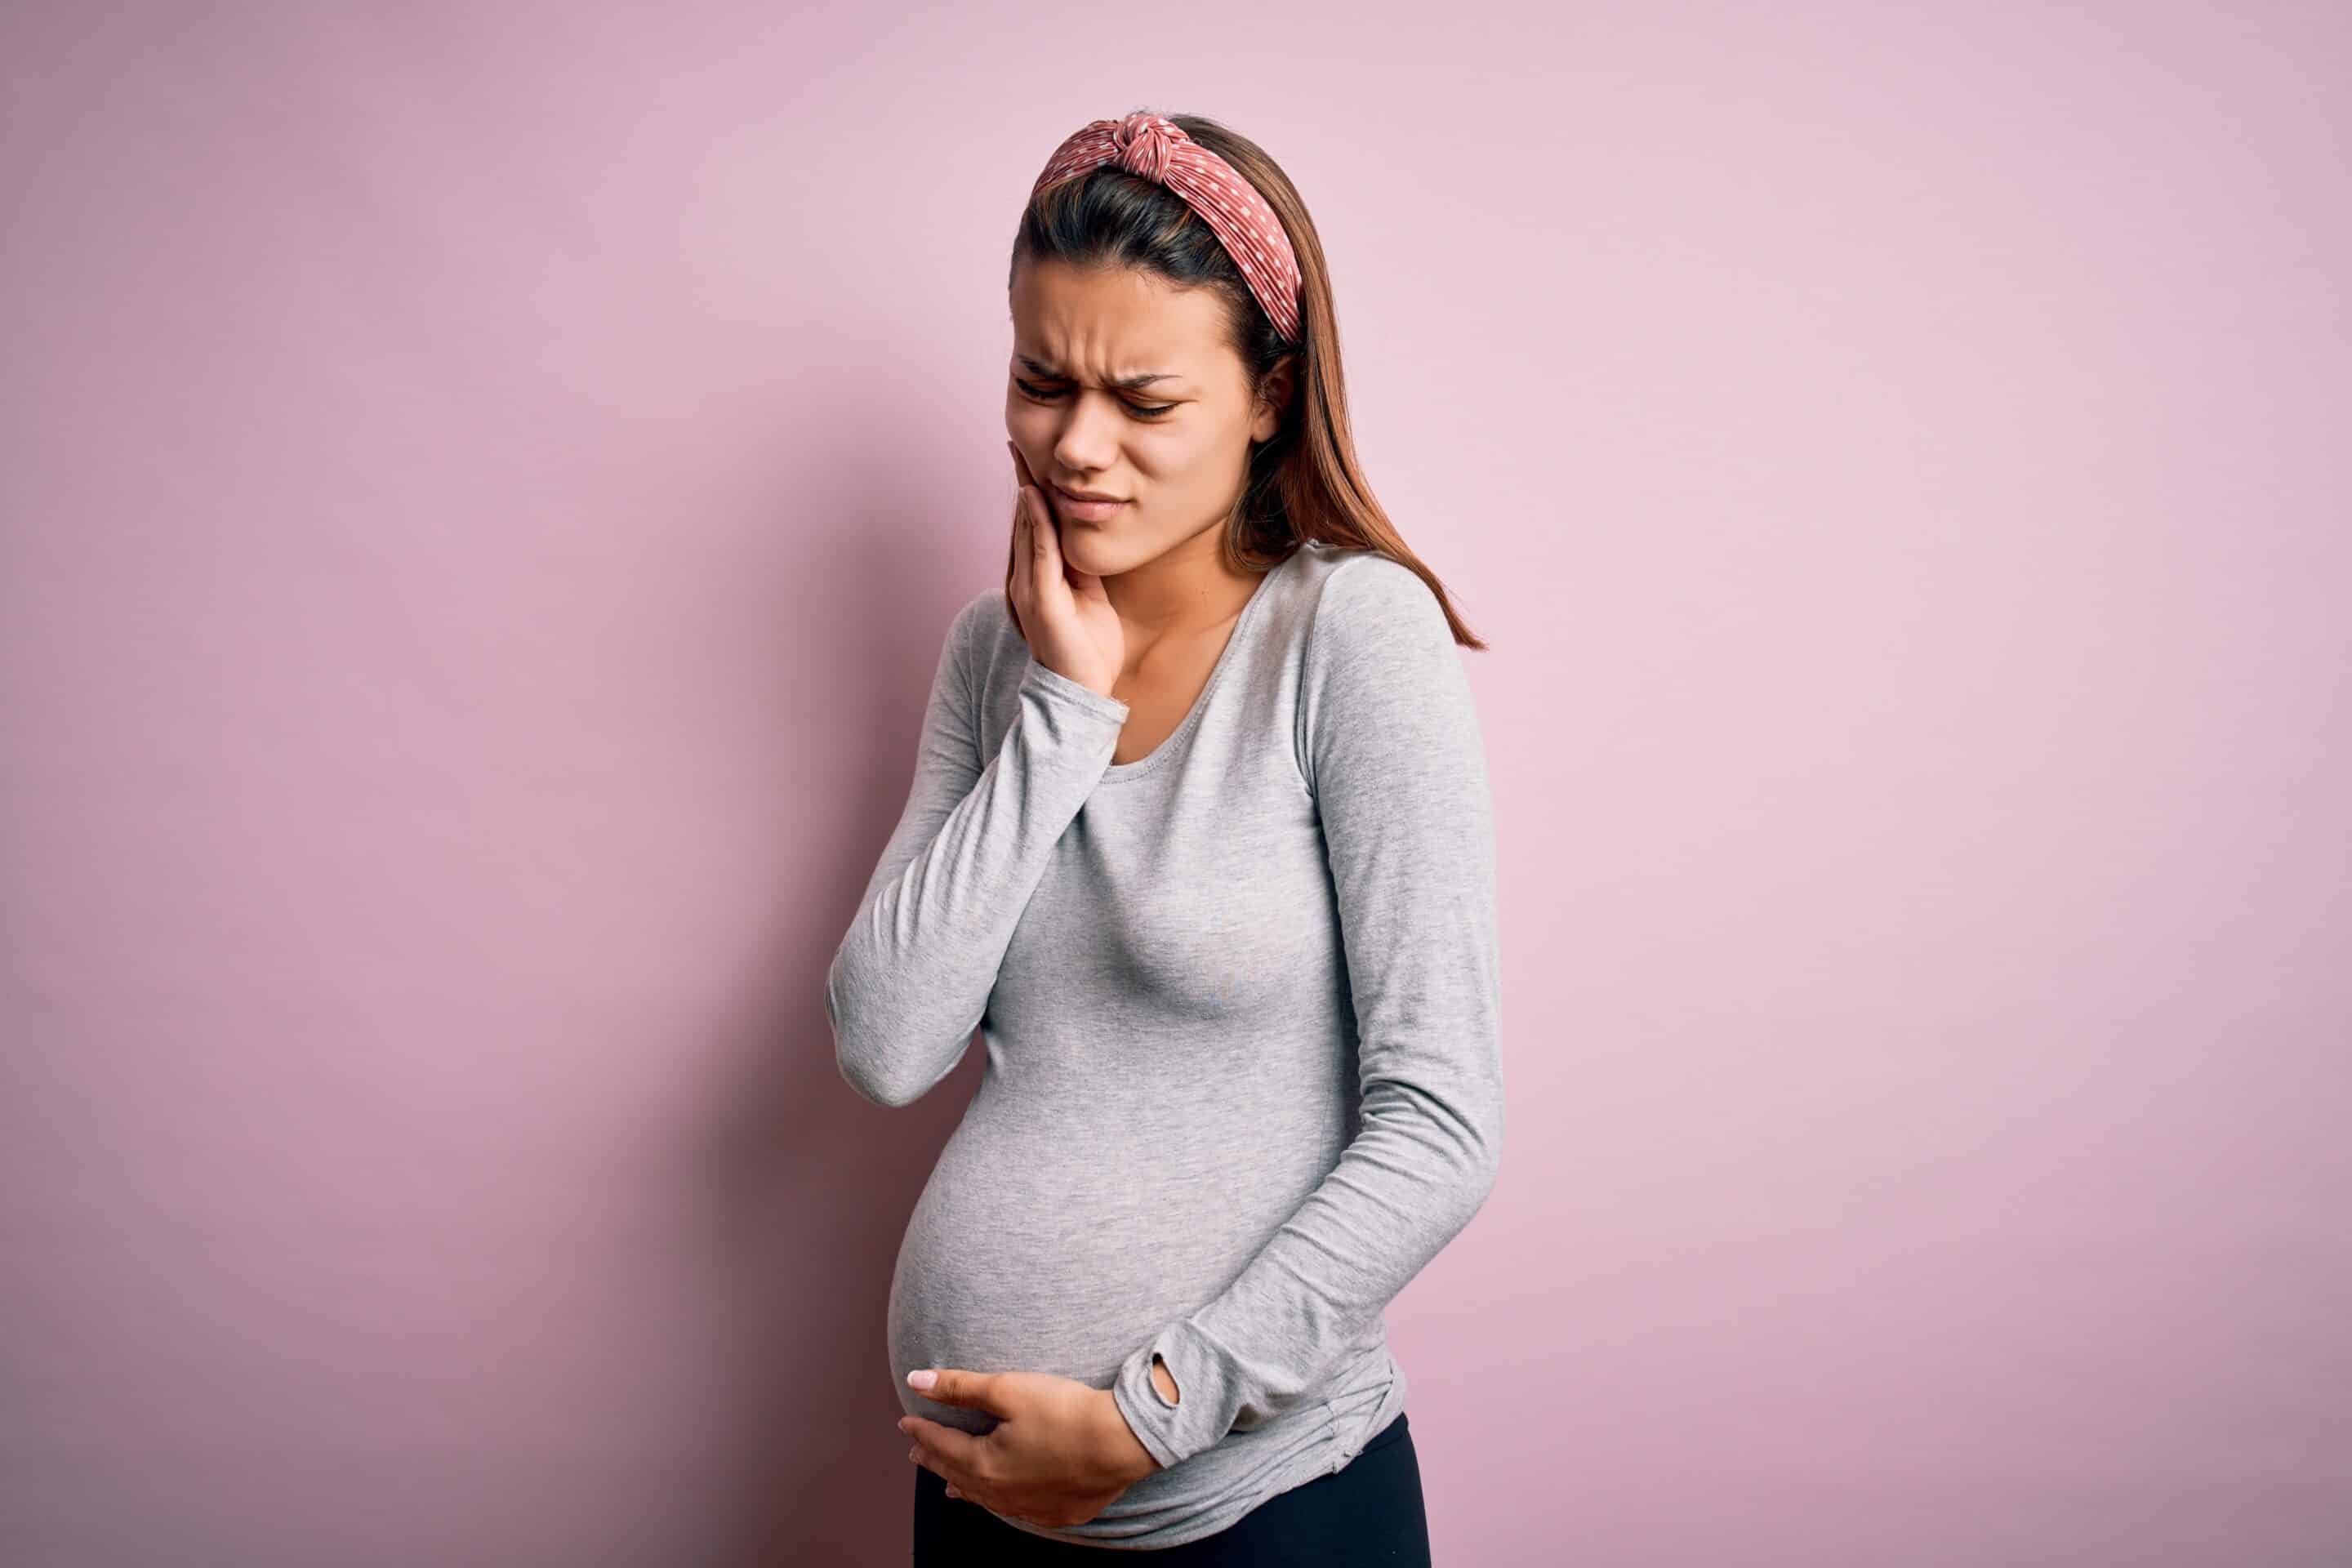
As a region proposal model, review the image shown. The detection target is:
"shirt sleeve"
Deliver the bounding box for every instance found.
[826,595,1132,1108]
[1108,555,1506,1471]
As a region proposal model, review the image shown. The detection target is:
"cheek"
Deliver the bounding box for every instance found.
[1147,430,1219,480]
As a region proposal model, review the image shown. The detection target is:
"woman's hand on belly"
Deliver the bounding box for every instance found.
[897,1366,1163,1528]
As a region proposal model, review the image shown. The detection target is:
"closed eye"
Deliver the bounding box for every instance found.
[1014,379,1176,419]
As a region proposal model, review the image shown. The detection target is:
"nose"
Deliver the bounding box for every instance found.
[1049,393,1125,476]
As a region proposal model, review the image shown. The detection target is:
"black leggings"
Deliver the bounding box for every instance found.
[911,1410,1431,1564]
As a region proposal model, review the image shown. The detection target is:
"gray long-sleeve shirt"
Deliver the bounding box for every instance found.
[826,540,1503,1550]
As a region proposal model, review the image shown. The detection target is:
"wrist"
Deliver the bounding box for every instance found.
[1097,1388,1163,1481]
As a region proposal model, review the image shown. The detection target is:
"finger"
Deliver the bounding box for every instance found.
[1008,441,1037,546]
[1014,499,1057,615]
[902,1414,992,1477]
[1008,457,1033,612]
[910,1441,978,1503]
[909,1434,993,1510]
[1067,563,1111,607]
[1026,481,1058,564]
[909,1367,1005,1416]
[1026,488,1069,604]
[1026,488,1052,568]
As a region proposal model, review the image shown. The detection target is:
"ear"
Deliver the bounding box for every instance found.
[1250,354,1297,443]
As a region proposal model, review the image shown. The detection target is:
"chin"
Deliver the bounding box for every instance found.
[1058,533,1143,578]
[1056,537,1109,573]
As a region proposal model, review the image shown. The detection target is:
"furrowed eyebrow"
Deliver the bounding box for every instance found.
[1015,354,1182,391]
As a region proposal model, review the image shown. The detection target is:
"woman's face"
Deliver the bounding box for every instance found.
[1006,255,1290,577]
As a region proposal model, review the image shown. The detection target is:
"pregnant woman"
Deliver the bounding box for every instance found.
[825,109,1503,1561]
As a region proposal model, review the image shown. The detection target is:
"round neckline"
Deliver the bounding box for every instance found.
[1096,547,1302,784]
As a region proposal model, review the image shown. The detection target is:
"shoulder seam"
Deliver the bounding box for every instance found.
[947,590,998,764]
[1294,552,1390,795]
[1297,550,1384,681]
[1305,551,1437,652]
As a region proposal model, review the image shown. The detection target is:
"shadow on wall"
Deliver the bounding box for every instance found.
[691,541,994,1567]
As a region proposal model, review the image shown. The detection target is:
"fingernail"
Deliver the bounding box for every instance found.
[907,1369,937,1390]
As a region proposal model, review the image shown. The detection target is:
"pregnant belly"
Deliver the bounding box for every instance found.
[884,1106,1327,1430]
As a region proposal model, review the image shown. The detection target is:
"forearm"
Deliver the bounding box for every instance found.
[831,657,1129,1106]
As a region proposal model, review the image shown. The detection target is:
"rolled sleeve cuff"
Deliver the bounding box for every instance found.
[1111,1321,1233,1472]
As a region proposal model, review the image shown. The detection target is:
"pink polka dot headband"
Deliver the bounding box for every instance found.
[1028,111,1303,344]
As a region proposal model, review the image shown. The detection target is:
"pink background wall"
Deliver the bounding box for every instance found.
[4,3,2345,1564]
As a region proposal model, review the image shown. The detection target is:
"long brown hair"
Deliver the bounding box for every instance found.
[1004,109,1487,651]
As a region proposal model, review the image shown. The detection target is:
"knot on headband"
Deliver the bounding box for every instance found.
[1111,113,1179,183]
[1029,111,1303,344]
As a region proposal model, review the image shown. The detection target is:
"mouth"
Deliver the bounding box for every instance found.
[1050,483,1131,519]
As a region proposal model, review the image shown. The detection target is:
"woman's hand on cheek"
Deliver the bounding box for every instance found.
[899,1367,1162,1528]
